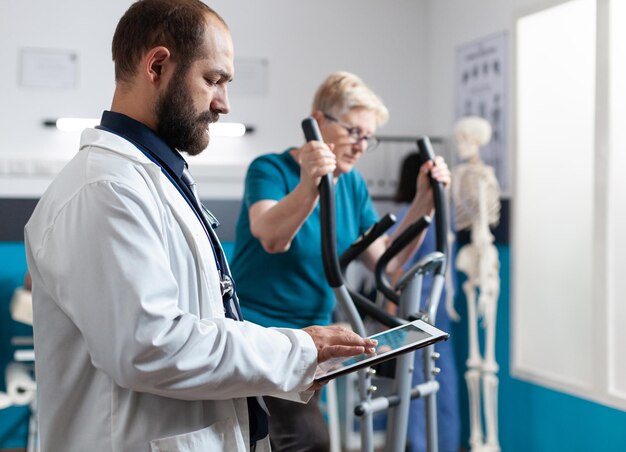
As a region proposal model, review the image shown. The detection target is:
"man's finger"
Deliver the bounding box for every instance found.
[319,345,367,362]
[336,332,377,349]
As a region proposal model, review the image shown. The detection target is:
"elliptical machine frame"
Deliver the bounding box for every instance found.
[302,118,450,452]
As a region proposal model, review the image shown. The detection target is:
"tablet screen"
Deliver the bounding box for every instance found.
[314,320,448,383]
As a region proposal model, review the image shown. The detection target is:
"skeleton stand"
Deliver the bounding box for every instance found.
[452,160,501,452]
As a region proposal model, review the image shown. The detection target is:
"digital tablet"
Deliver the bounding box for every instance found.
[313,320,449,383]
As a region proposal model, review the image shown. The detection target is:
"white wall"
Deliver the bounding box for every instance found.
[212,0,429,159]
[609,0,626,401]
[513,0,597,399]
[0,1,125,156]
[0,0,428,194]
[423,0,565,171]
[424,0,626,411]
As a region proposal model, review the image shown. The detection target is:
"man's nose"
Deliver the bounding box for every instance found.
[212,85,230,115]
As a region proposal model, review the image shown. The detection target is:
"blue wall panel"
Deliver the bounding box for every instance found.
[451,245,626,452]
[0,242,31,448]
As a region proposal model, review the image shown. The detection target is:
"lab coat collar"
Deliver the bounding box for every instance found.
[98,110,187,179]
[79,127,153,167]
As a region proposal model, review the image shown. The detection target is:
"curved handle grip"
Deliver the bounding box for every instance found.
[302,116,323,144]
[339,213,397,273]
[301,117,343,288]
[375,215,432,304]
[348,288,405,329]
[302,117,407,328]
[395,251,446,292]
[417,136,448,275]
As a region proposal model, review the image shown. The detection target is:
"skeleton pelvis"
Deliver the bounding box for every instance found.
[455,243,499,280]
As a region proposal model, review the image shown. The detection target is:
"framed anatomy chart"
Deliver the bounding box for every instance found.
[455,31,509,195]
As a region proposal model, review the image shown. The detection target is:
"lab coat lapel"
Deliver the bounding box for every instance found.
[80,128,226,319]
[159,170,226,320]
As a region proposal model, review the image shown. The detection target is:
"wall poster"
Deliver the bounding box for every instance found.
[455,31,509,195]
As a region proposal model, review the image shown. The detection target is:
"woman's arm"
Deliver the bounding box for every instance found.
[250,141,336,253]
[360,157,450,273]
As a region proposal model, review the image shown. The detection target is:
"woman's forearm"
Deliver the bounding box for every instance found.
[249,183,319,253]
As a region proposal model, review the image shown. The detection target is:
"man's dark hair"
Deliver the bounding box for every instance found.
[395,152,420,203]
[112,0,227,83]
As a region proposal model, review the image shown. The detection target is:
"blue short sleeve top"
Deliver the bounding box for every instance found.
[230,149,378,328]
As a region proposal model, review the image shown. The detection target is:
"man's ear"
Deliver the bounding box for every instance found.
[145,46,171,85]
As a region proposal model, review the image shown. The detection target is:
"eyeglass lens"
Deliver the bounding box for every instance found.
[325,113,379,151]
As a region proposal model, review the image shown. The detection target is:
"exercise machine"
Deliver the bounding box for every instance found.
[302,118,449,452]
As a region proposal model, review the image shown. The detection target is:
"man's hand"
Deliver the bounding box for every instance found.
[302,325,377,363]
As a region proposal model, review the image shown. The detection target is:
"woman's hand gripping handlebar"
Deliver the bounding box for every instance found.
[301,117,405,329]
[417,136,448,274]
[302,117,343,288]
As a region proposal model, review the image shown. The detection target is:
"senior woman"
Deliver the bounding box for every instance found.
[231,71,450,451]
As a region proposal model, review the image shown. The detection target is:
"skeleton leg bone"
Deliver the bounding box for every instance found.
[461,277,484,449]
[482,371,500,451]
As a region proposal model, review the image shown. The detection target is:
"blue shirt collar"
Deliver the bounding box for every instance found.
[99,110,187,179]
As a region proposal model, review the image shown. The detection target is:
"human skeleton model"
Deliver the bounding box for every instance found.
[450,116,501,452]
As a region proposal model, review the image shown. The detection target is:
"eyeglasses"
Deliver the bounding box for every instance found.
[323,113,380,152]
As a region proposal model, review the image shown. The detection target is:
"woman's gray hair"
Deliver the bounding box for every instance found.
[312,71,389,126]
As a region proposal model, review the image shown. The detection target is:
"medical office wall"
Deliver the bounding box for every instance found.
[0,0,430,191]
[0,0,430,448]
[423,0,626,451]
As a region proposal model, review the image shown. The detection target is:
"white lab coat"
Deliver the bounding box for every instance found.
[24,128,318,452]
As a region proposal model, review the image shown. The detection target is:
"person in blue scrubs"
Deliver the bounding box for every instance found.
[231,71,451,451]
[391,152,461,452]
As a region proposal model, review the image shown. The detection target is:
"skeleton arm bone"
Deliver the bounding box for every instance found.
[471,176,493,250]
[445,187,461,322]
[472,177,494,322]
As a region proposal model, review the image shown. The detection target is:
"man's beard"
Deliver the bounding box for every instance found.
[156,68,219,156]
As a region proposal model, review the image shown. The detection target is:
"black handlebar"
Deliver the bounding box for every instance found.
[417,137,448,275]
[302,117,343,288]
[301,116,323,146]
[348,288,404,328]
[301,116,405,329]
[374,216,432,304]
[339,213,397,273]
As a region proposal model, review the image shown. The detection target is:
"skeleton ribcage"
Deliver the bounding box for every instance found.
[451,163,501,232]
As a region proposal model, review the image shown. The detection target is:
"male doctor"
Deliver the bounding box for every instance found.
[24,1,376,450]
